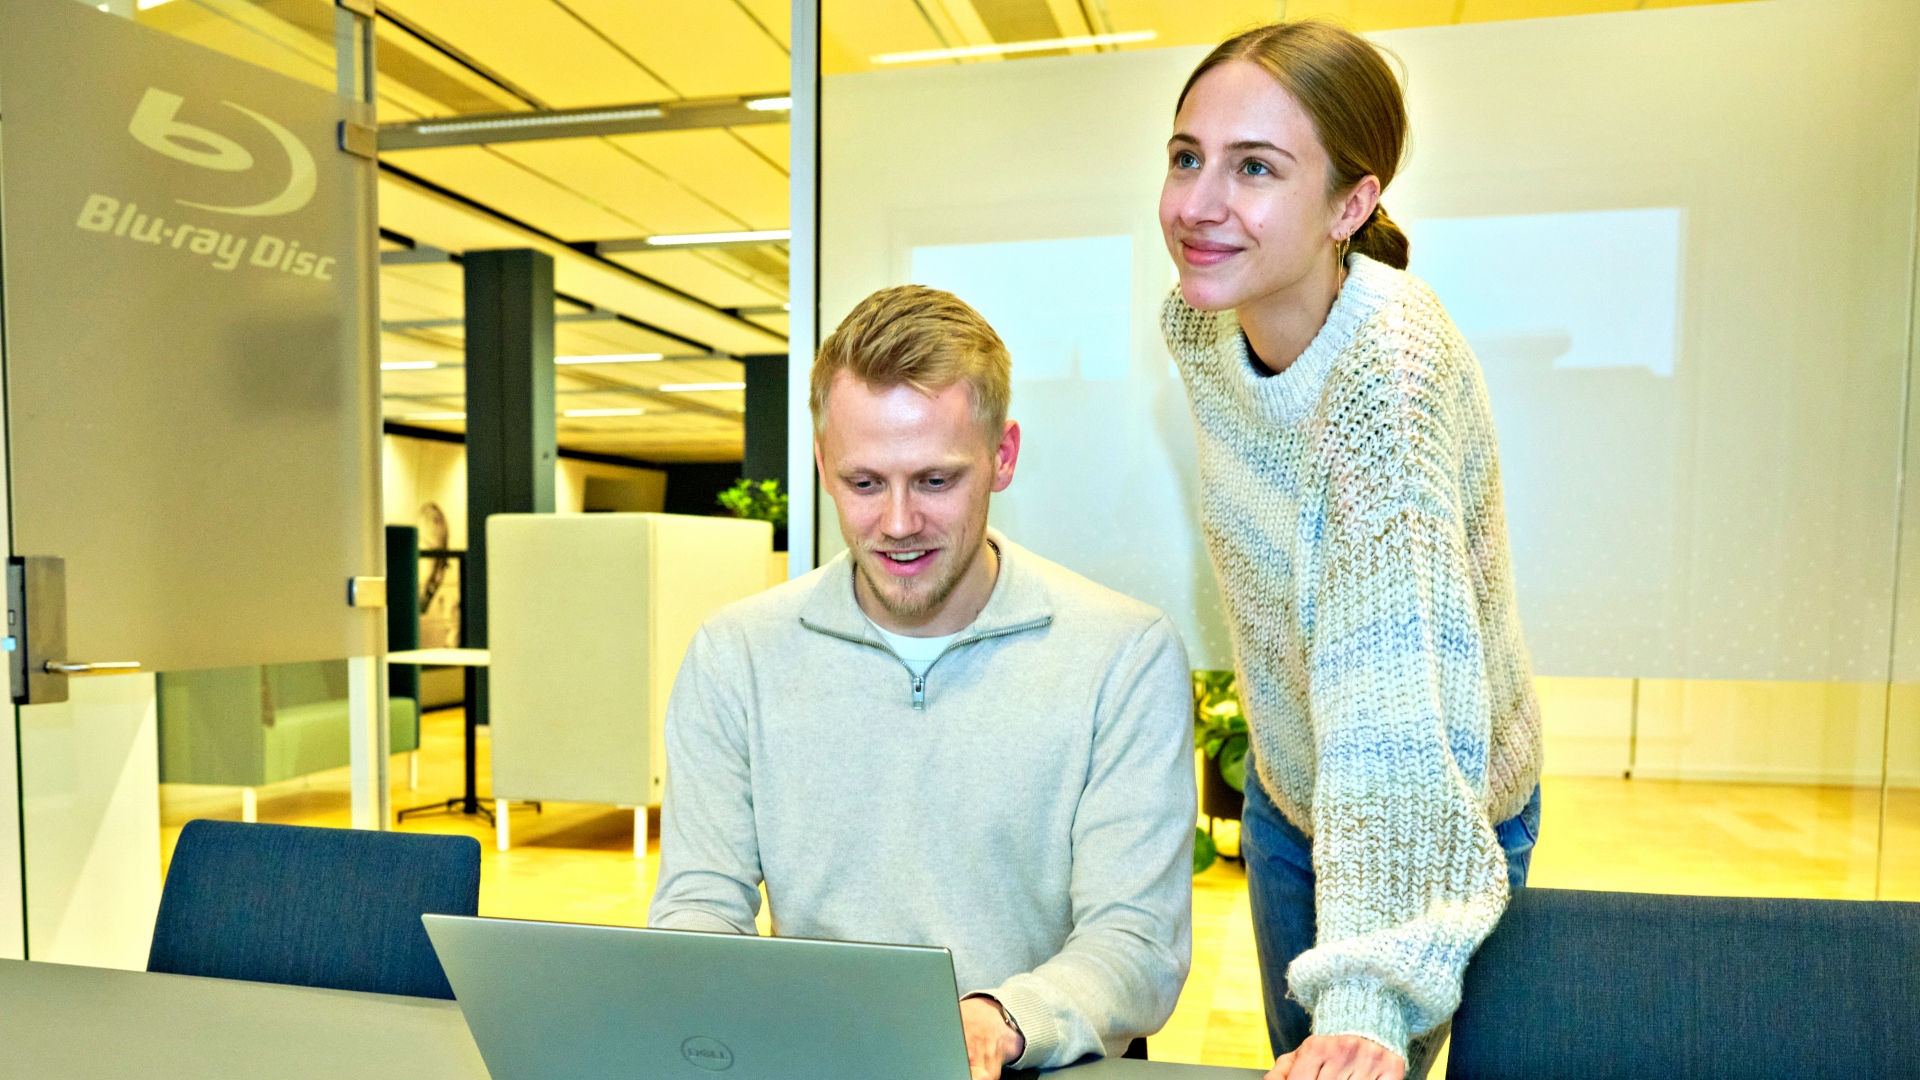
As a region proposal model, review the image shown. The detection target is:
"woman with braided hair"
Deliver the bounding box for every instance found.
[1158,22,1543,1080]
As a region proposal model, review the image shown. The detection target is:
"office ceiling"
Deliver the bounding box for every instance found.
[137,0,1751,463]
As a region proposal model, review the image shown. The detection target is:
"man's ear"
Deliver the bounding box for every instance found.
[991,420,1021,494]
[813,437,828,490]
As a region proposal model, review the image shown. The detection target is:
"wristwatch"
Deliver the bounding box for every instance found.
[970,994,1022,1042]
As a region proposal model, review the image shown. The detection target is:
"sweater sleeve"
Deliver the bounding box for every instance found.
[648,626,765,935]
[985,617,1197,1069]
[1285,348,1512,1060]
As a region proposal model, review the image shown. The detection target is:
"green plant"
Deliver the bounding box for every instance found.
[717,478,789,528]
[1193,827,1219,874]
[1193,669,1248,794]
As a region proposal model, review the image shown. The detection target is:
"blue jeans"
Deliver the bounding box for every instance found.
[1240,762,1541,1079]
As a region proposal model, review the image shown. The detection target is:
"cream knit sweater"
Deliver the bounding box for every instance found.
[1161,254,1542,1059]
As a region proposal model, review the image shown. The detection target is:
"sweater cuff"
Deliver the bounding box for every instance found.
[993,980,1060,1069]
[1310,979,1410,1062]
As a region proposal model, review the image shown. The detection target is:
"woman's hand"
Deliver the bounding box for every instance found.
[1267,1035,1405,1080]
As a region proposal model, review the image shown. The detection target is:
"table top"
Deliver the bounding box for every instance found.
[387,647,490,666]
[0,958,1265,1080]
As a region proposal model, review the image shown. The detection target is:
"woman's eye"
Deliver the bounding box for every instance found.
[1240,159,1270,177]
[1174,150,1199,169]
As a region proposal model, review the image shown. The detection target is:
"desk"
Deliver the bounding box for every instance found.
[0,959,1265,1080]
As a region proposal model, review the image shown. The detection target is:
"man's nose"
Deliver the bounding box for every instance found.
[881,489,922,539]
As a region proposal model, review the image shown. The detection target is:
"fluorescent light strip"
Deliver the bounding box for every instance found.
[658,382,747,393]
[645,229,790,247]
[556,353,664,365]
[413,107,663,137]
[381,360,437,371]
[874,30,1155,65]
[564,408,646,418]
[403,411,466,421]
[745,96,792,112]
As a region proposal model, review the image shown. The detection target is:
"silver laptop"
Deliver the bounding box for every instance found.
[423,914,972,1080]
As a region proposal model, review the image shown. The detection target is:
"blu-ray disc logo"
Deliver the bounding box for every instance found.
[680,1037,735,1071]
[127,87,315,217]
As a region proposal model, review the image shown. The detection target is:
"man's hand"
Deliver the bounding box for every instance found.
[959,995,1025,1080]
[1267,1034,1404,1080]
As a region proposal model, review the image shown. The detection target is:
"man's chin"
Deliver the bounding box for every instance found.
[856,553,957,622]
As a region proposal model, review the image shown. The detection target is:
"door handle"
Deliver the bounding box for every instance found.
[43,661,140,675]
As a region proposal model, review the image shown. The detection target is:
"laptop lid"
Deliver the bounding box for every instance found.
[423,914,972,1080]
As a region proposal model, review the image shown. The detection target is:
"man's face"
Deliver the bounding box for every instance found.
[815,369,1019,628]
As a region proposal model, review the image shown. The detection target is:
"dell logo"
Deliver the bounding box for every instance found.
[127,88,315,218]
[680,1036,735,1071]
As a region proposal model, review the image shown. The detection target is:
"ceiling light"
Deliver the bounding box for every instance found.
[564,408,646,418]
[404,411,466,421]
[873,30,1156,65]
[658,382,747,393]
[556,353,664,365]
[381,360,437,371]
[412,106,663,137]
[745,96,792,112]
[137,0,176,8]
[645,229,790,247]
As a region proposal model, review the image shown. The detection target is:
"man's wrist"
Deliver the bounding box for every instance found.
[965,994,1026,1061]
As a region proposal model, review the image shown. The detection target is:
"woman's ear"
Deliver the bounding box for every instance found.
[1333,175,1382,242]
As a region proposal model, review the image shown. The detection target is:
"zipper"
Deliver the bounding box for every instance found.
[911,675,926,711]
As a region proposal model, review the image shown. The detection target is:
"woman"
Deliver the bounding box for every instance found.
[1158,23,1543,1080]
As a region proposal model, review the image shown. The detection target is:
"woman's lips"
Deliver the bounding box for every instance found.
[1181,240,1241,267]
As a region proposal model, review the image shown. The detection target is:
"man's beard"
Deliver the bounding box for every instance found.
[854,536,981,623]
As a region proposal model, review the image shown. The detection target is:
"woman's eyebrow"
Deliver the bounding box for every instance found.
[1228,139,1297,161]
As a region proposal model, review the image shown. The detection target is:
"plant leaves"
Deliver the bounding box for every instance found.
[1193,827,1218,875]
[1220,736,1248,793]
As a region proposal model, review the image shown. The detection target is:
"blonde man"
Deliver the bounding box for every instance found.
[649,286,1196,1080]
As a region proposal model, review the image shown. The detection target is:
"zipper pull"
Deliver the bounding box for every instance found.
[911,675,926,711]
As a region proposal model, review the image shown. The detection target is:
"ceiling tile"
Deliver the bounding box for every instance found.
[563,0,791,98]
[608,129,791,229]
[383,146,648,240]
[377,0,675,107]
[491,140,750,235]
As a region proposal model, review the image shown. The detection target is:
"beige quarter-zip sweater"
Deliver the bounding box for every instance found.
[649,533,1196,1068]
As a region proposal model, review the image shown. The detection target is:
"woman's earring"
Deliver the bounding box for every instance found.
[1334,232,1351,265]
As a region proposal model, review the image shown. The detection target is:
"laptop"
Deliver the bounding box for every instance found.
[422,914,973,1080]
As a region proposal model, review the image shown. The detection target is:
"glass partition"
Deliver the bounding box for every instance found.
[818,0,1920,1063]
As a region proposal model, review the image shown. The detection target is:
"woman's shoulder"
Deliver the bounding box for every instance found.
[1332,257,1477,405]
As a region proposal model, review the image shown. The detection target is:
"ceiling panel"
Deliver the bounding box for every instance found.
[821,0,951,74]
[380,263,466,320]
[565,0,791,98]
[737,0,793,51]
[490,140,750,235]
[730,123,792,172]
[608,129,791,229]
[556,320,699,357]
[375,0,675,107]
[604,250,787,309]
[382,147,648,240]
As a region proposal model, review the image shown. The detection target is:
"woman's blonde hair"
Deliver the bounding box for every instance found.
[1178,21,1410,269]
[810,285,1011,439]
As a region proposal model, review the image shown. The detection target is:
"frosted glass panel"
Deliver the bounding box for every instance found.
[912,237,1133,381]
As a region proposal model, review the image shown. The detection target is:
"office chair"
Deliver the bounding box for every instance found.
[1448,887,1920,1079]
[149,819,481,999]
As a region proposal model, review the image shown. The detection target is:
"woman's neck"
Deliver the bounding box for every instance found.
[1235,252,1346,376]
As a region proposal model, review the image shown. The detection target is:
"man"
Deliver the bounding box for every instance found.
[648,286,1196,1080]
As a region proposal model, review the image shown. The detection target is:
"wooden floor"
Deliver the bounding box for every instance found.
[158,707,1920,1072]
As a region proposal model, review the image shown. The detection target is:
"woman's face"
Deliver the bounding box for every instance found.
[1159,61,1345,313]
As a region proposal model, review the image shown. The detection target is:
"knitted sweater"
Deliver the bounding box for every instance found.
[1161,254,1542,1060]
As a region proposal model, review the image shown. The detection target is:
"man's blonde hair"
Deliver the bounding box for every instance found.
[810,286,1012,438]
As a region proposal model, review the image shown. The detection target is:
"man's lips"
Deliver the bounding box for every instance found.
[1181,239,1242,267]
[873,548,938,578]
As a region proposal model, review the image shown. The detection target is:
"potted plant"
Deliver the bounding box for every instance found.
[1194,670,1248,822]
[717,478,789,551]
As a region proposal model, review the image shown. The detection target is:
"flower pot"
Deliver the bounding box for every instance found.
[1202,753,1244,821]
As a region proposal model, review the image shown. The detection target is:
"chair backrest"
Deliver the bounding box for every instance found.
[149,819,481,999]
[1449,887,1920,1080]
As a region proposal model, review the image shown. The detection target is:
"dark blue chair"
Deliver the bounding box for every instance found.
[1449,887,1920,1079]
[149,819,481,999]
